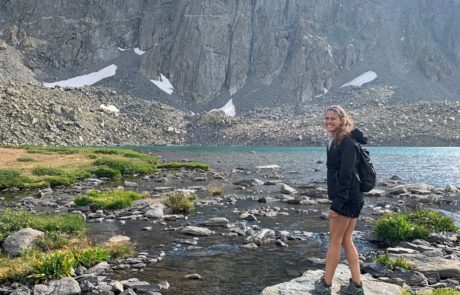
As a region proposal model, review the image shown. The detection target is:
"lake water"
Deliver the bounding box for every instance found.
[87,145,460,294]
[141,146,460,188]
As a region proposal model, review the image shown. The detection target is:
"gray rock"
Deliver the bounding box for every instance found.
[3,228,44,256]
[49,277,81,295]
[260,264,402,295]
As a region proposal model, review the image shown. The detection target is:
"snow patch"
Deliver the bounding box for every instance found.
[43,65,117,88]
[100,104,120,116]
[340,71,377,88]
[150,74,174,95]
[210,99,236,117]
[134,48,146,55]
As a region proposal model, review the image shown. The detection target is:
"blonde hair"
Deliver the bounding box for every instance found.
[325,105,354,146]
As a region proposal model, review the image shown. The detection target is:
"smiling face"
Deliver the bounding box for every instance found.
[324,110,342,135]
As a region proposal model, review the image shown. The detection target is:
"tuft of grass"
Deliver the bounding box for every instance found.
[374,210,458,245]
[162,192,197,214]
[35,232,71,252]
[89,166,121,179]
[0,168,29,189]
[29,250,75,281]
[371,253,412,270]
[93,157,157,175]
[71,246,111,268]
[208,186,224,196]
[31,167,65,176]
[0,210,86,242]
[74,189,145,210]
[105,242,135,259]
[158,161,210,171]
[16,157,35,162]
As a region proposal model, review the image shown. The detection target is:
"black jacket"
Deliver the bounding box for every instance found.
[327,128,368,212]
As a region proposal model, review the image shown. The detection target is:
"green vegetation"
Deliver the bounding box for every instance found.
[158,161,210,171]
[401,288,460,295]
[0,209,136,283]
[93,157,156,174]
[89,166,121,178]
[372,253,412,270]
[374,209,458,245]
[16,157,35,162]
[74,189,145,210]
[0,168,29,189]
[162,192,197,214]
[31,167,65,176]
[0,209,86,241]
[0,146,159,189]
[208,185,224,196]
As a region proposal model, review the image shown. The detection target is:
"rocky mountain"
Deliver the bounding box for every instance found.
[0,0,460,146]
[1,0,460,109]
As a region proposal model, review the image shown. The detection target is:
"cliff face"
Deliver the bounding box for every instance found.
[0,0,459,108]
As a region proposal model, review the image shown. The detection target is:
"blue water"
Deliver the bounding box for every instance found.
[140,146,460,188]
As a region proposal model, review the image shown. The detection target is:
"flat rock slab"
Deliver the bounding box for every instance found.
[260,264,402,295]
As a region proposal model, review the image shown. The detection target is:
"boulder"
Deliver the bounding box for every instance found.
[260,264,402,295]
[3,228,44,256]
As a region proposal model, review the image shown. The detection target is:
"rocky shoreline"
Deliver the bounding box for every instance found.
[1,159,459,294]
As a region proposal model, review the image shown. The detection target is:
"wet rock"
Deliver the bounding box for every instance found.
[49,277,81,295]
[260,264,402,294]
[184,274,203,280]
[280,184,297,194]
[181,226,214,236]
[199,217,229,227]
[233,179,264,187]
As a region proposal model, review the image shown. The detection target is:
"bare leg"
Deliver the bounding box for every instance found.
[342,218,362,284]
[323,214,351,285]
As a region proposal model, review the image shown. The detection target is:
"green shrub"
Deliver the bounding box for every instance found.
[90,166,121,178]
[32,167,65,176]
[44,175,75,187]
[374,210,458,245]
[72,247,110,268]
[17,157,35,162]
[162,192,197,214]
[93,157,157,174]
[0,168,29,189]
[372,253,412,270]
[208,186,224,196]
[29,251,75,281]
[35,232,70,251]
[106,242,135,258]
[0,210,86,241]
[74,190,145,210]
[158,161,210,171]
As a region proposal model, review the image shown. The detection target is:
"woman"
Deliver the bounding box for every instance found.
[314,105,366,295]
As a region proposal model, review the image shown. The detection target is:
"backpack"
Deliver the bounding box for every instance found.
[354,144,377,192]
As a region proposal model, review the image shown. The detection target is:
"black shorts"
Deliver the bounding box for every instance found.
[337,201,364,218]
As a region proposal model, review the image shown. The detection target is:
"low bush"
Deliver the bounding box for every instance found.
[0,210,86,241]
[93,157,157,175]
[31,167,65,176]
[158,161,210,171]
[74,190,145,210]
[72,246,111,268]
[162,192,197,214]
[16,157,35,162]
[208,186,224,196]
[371,253,412,270]
[374,210,458,245]
[89,166,121,178]
[0,168,28,189]
[106,242,136,258]
[29,251,75,281]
